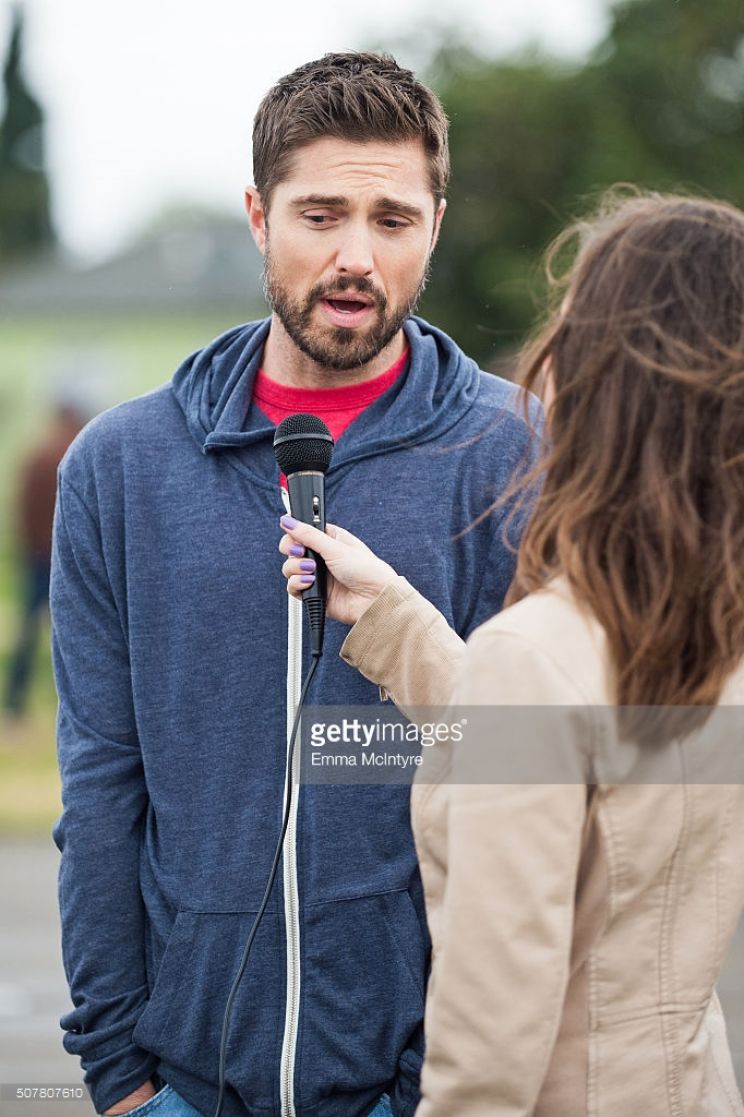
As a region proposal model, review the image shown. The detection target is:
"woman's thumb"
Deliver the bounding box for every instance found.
[325,522,369,551]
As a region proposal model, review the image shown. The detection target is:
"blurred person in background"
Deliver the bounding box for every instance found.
[280,192,744,1116]
[2,397,86,721]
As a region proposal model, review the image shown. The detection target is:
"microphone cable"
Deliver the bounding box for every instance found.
[212,648,321,1117]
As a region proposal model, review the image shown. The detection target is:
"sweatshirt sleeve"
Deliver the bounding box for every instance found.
[50,471,158,1114]
[415,625,592,1117]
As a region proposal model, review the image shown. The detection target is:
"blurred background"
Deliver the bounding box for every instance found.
[0,0,743,1109]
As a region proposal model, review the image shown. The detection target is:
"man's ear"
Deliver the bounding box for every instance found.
[430,198,447,252]
[244,186,268,255]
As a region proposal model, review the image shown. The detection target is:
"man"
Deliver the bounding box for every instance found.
[52,53,535,1117]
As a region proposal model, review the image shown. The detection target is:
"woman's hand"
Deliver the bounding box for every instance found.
[279,515,398,626]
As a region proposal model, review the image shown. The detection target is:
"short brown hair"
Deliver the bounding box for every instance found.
[252,52,449,211]
[514,189,744,722]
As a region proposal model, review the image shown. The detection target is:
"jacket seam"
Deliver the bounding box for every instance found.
[58,469,100,529]
[598,999,715,1024]
[305,886,416,908]
[587,952,599,1117]
[379,896,425,1010]
[714,791,736,967]
[594,796,627,924]
[658,748,691,1117]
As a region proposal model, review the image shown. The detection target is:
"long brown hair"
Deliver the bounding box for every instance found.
[513,189,744,712]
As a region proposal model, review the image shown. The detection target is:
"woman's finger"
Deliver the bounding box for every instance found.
[278,513,328,549]
[287,572,316,598]
[280,516,370,559]
[279,515,341,559]
[278,532,306,558]
[281,557,317,579]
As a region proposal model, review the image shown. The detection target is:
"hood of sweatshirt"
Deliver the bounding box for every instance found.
[171,315,483,487]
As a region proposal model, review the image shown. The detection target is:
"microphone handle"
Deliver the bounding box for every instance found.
[287,470,327,655]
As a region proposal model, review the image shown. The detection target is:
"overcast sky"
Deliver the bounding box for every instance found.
[1,0,611,262]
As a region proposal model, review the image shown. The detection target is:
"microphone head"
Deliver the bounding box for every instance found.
[273,413,334,475]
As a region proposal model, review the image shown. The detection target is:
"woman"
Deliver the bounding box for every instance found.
[279,192,744,1116]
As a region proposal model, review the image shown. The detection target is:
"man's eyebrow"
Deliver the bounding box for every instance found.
[374,197,425,220]
[289,194,349,208]
[289,193,425,220]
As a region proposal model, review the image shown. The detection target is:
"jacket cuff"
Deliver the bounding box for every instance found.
[340,577,422,683]
[341,575,465,713]
[78,1044,158,1115]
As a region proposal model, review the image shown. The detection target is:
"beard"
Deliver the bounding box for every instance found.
[262,246,431,371]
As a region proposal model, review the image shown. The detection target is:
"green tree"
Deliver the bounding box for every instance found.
[0,4,54,261]
[418,0,744,367]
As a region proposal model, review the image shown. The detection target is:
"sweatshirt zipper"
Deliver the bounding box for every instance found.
[280,487,301,1117]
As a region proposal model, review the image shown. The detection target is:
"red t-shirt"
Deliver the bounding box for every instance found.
[253,349,409,486]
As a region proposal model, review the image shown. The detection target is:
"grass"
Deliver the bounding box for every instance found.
[0,307,263,835]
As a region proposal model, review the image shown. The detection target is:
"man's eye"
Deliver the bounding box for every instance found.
[380,218,408,230]
[304,214,332,225]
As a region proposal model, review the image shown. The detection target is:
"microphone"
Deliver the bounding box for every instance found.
[273,414,334,657]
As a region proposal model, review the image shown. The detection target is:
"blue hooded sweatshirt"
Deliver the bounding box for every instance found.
[51,316,537,1117]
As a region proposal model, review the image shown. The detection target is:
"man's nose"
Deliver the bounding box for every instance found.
[334,223,374,277]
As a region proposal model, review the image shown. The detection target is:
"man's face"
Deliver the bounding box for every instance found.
[245,137,445,370]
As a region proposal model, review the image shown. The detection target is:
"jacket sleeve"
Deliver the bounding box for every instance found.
[339,576,466,790]
[51,471,158,1114]
[339,575,466,710]
[415,625,592,1117]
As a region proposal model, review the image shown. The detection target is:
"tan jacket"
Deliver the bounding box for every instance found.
[341,576,744,1117]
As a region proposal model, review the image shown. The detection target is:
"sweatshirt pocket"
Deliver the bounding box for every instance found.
[132,909,284,1107]
[296,888,427,1110]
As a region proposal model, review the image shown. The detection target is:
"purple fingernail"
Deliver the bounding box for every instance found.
[300,559,316,572]
[290,544,304,557]
[300,574,315,584]
[281,515,299,529]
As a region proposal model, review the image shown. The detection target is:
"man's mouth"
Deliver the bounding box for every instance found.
[324,296,374,314]
[319,294,377,327]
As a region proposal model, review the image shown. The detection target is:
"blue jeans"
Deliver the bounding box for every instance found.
[368,1094,394,1116]
[99,1085,394,1116]
[97,1084,203,1117]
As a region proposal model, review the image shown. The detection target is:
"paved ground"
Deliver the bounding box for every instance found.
[3,839,744,1117]
[0,840,87,1116]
